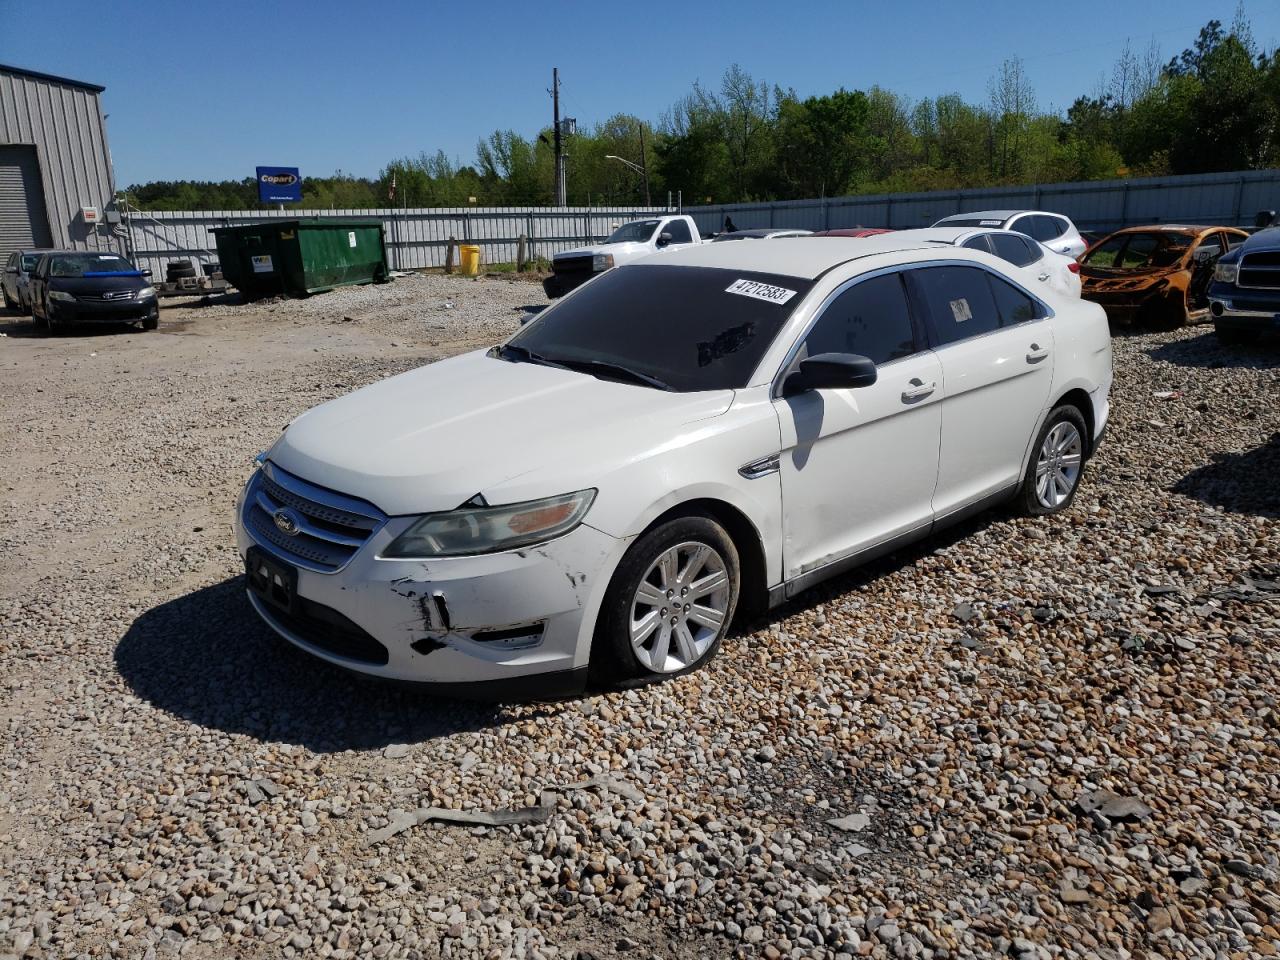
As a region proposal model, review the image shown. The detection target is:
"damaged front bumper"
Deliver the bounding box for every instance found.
[234,476,628,694]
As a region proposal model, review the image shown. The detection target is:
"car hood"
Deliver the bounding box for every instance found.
[268,349,734,516]
[50,274,148,294]
[554,241,650,260]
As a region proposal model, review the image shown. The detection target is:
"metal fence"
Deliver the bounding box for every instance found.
[683,169,1280,237]
[125,169,1280,278]
[123,205,672,278]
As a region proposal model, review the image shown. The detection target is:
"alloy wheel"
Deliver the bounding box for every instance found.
[1035,421,1083,509]
[629,541,730,673]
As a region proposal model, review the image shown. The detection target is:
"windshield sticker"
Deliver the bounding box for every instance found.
[950,298,973,324]
[725,278,797,305]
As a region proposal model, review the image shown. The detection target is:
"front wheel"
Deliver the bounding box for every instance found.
[595,515,740,685]
[142,314,159,331]
[1018,405,1088,516]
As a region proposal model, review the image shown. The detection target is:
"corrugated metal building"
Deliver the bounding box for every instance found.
[0,63,118,263]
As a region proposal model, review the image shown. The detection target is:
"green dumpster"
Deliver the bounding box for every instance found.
[211,218,389,299]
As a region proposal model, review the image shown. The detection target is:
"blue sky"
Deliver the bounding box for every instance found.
[4,0,1279,186]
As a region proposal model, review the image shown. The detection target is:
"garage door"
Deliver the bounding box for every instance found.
[0,145,53,262]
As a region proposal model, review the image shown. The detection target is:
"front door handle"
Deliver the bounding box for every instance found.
[1026,343,1050,363]
[901,379,937,402]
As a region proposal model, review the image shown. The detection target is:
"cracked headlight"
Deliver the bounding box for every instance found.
[382,490,596,558]
[1214,262,1238,284]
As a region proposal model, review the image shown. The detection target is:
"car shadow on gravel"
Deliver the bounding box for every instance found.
[1172,433,1280,518]
[114,577,543,752]
[1145,330,1280,369]
[0,317,40,337]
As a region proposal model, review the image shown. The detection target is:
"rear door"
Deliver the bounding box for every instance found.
[908,264,1055,516]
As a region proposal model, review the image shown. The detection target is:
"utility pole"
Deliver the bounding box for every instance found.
[638,122,651,206]
[552,67,565,206]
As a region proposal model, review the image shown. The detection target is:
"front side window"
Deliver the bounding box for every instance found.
[506,264,814,392]
[664,220,693,244]
[989,232,1040,267]
[21,254,41,271]
[801,273,916,367]
[909,265,1002,345]
[605,220,660,243]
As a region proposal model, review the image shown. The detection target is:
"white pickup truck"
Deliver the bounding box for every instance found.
[543,214,702,298]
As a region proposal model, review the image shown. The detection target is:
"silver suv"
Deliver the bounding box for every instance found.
[932,210,1087,258]
[2,249,52,315]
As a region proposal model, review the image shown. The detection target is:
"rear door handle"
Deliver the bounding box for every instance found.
[901,379,937,402]
[1026,343,1050,363]
[1037,272,1050,282]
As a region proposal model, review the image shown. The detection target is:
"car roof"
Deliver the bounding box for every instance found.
[1106,224,1237,235]
[719,228,808,238]
[631,234,963,279]
[812,227,893,237]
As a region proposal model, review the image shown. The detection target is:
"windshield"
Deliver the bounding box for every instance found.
[605,220,660,243]
[48,253,137,278]
[1083,232,1193,269]
[21,254,41,271]
[505,264,814,392]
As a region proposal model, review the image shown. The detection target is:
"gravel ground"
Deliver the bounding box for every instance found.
[1,273,1277,960]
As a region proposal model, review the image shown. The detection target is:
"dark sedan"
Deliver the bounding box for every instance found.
[30,251,159,334]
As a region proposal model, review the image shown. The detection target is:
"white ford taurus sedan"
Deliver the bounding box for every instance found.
[236,236,1112,697]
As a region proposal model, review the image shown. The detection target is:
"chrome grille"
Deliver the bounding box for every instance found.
[242,463,385,573]
[1237,252,1280,289]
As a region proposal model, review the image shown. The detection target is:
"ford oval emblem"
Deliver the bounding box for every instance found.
[273,508,301,536]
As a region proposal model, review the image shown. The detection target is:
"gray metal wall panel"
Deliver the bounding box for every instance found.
[0,67,116,260]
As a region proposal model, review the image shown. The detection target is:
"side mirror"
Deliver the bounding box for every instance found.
[1255,210,1275,230]
[1192,247,1218,264]
[142,269,153,277]
[656,232,673,246]
[784,352,878,395]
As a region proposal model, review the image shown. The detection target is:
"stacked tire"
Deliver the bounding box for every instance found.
[166,260,197,282]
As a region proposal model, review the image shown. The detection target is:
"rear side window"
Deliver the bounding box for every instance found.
[802,273,916,366]
[962,235,993,254]
[664,220,693,243]
[989,274,1044,326]
[989,232,1040,267]
[1118,234,1159,268]
[1014,215,1064,242]
[909,265,1001,345]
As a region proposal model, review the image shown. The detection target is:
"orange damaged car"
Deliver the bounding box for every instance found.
[1079,225,1248,327]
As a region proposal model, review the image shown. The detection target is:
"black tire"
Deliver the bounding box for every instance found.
[33,300,50,335]
[1215,324,1258,345]
[142,313,159,331]
[167,259,193,270]
[594,514,740,686]
[167,267,197,280]
[1017,404,1089,517]
[1,287,14,311]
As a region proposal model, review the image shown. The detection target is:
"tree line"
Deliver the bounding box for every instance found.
[124,16,1280,211]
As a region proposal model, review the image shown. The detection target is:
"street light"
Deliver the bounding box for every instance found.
[605,154,651,205]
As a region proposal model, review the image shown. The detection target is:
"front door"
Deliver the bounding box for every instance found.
[773,270,942,580]
[908,264,1056,515]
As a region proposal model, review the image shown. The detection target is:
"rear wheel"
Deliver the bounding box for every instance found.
[1018,405,1088,516]
[595,515,739,685]
[1,287,14,312]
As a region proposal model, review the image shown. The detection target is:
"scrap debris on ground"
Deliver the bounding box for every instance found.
[0,274,1277,959]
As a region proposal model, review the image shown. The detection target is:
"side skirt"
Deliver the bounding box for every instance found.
[766,483,1019,608]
